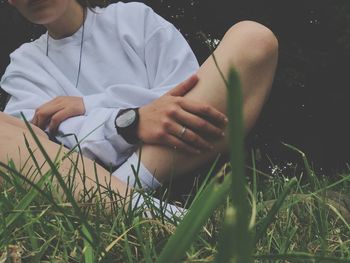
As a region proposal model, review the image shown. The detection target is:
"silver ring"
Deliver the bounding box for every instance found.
[179,126,187,138]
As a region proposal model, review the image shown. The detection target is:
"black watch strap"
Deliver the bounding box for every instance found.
[115,108,140,144]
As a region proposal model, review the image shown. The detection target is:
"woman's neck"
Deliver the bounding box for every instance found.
[45,2,85,39]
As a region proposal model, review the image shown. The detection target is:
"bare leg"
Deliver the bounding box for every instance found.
[132,21,278,183]
[0,113,186,217]
[0,112,128,200]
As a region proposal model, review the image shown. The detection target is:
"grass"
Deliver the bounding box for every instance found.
[0,143,350,262]
[0,70,350,262]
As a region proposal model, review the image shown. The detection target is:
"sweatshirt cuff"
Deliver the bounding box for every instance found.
[105,109,137,163]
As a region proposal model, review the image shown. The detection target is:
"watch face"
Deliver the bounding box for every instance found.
[116,109,136,128]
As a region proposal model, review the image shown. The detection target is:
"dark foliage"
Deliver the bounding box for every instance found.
[1,0,349,173]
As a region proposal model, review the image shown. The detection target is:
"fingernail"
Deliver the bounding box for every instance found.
[222,132,225,136]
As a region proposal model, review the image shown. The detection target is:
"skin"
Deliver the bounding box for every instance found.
[31,96,86,134]
[8,0,228,154]
[137,75,227,154]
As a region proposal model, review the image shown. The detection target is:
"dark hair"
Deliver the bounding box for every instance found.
[76,0,109,8]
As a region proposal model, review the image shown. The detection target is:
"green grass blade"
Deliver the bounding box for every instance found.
[134,218,153,263]
[32,235,56,262]
[255,177,297,242]
[121,222,134,262]
[157,173,232,263]
[215,206,238,262]
[191,154,221,205]
[6,159,26,194]
[24,214,39,252]
[82,225,95,263]
[283,143,318,189]
[251,150,258,201]
[215,69,253,263]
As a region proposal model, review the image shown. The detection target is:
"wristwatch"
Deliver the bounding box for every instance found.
[114,108,140,144]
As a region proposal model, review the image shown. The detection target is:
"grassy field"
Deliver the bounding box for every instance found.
[0,70,350,262]
[1,141,350,262]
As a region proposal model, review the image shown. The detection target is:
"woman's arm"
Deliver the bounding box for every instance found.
[1,74,135,167]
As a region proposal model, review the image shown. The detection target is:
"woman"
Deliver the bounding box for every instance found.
[0,0,278,211]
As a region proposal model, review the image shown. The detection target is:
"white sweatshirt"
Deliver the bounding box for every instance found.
[1,2,199,168]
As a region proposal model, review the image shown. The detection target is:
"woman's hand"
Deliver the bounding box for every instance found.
[138,74,228,153]
[31,96,85,134]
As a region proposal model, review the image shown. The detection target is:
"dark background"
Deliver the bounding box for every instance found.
[1,0,350,175]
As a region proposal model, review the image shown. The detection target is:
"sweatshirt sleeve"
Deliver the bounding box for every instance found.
[56,107,136,167]
[114,2,200,96]
[144,23,200,95]
[1,72,136,168]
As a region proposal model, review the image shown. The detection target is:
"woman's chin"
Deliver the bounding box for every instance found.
[27,12,57,26]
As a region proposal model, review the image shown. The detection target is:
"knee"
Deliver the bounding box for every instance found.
[224,21,279,65]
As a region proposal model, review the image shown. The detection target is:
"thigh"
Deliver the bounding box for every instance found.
[187,21,278,122]
[0,121,59,175]
[0,120,128,200]
[0,112,48,139]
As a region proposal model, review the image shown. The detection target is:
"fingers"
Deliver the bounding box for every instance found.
[167,74,199,96]
[180,99,228,128]
[176,109,225,138]
[48,109,71,133]
[31,96,85,133]
[161,133,201,154]
[139,95,227,153]
[33,103,63,130]
[163,121,214,151]
[168,99,227,140]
